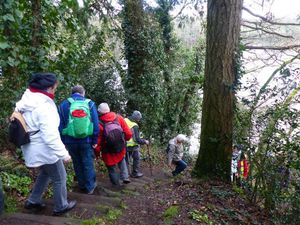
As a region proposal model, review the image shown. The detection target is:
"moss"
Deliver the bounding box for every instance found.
[163,205,179,218]
[121,189,140,196]
[106,208,122,221]
[79,217,106,225]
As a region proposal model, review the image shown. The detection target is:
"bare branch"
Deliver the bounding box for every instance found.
[171,0,191,21]
[243,6,300,26]
[245,45,300,51]
[242,23,294,39]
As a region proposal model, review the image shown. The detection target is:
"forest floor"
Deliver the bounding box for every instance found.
[0,151,273,225]
[117,165,272,225]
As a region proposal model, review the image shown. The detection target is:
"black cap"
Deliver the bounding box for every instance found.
[29,72,57,90]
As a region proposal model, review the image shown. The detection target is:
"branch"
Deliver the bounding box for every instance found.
[243,7,300,26]
[244,45,300,51]
[242,23,294,39]
[252,54,300,110]
[171,0,191,21]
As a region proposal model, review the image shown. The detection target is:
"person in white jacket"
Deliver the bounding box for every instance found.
[15,72,76,216]
[167,134,188,176]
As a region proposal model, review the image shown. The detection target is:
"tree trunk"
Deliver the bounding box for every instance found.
[31,0,42,71]
[122,0,146,112]
[193,0,243,181]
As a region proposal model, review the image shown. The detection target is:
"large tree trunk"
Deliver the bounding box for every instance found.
[122,0,146,112]
[193,0,243,181]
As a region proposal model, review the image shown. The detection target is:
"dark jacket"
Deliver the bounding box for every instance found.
[58,93,99,145]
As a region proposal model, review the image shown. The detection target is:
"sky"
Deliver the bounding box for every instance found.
[77,0,299,20]
[243,0,300,21]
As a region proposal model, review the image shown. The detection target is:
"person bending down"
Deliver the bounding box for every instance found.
[167,134,188,176]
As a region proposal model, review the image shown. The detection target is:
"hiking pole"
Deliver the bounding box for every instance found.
[147,144,153,176]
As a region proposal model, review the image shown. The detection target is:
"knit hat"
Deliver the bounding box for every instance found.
[29,72,57,90]
[176,134,188,143]
[131,110,142,121]
[98,103,110,114]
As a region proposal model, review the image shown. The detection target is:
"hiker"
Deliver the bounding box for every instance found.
[231,145,241,183]
[167,134,188,176]
[125,111,149,178]
[95,103,132,186]
[237,152,249,187]
[58,85,99,194]
[15,72,76,215]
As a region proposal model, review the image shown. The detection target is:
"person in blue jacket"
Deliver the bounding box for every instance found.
[58,85,99,194]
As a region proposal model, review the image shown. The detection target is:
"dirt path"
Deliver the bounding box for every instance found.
[0,162,167,225]
[0,162,272,225]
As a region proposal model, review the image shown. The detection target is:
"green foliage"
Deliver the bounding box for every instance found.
[65,163,75,192]
[189,210,214,224]
[121,0,204,142]
[163,205,179,218]
[106,208,122,221]
[80,217,106,225]
[234,58,300,223]
[4,195,18,213]
[0,171,32,196]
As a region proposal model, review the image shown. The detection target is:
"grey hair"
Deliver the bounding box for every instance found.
[71,85,85,95]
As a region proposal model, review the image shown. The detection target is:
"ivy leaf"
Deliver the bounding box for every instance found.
[3,14,15,22]
[0,42,10,49]
[7,57,19,66]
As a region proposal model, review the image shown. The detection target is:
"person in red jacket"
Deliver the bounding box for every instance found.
[95,103,132,186]
[237,152,249,187]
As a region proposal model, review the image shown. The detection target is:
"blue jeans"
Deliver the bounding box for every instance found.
[66,143,96,192]
[172,160,187,176]
[107,158,129,185]
[28,159,68,212]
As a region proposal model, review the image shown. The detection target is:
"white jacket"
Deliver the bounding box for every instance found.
[167,137,184,164]
[15,89,70,167]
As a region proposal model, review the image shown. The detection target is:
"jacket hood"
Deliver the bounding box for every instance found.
[16,89,51,113]
[99,112,117,122]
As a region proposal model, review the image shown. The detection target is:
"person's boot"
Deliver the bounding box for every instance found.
[24,201,46,211]
[52,200,77,216]
[131,172,143,178]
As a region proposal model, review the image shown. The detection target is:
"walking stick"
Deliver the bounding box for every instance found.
[147,144,153,176]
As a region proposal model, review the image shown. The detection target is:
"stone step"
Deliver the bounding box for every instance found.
[0,212,81,225]
[68,191,121,206]
[23,200,112,219]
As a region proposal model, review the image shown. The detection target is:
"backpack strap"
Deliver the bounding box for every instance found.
[67,98,91,104]
[67,97,75,103]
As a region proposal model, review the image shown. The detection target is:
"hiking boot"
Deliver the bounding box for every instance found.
[24,201,46,211]
[123,178,131,184]
[131,172,143,178]
[52,200,77,216]
[87,183,97,195]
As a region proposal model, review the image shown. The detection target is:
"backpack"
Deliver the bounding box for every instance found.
[101,117,125,153]
[8,112,39,148]
[62,98,93,138]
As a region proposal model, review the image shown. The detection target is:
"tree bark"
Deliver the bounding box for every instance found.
[193,0,243,181]
[31,0,42,71]
[122,0,146,112]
